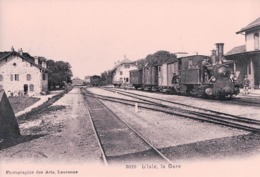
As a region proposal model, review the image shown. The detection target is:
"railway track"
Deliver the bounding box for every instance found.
[81,88,173,164]
[230,96,260,106]
[96,87,260,133]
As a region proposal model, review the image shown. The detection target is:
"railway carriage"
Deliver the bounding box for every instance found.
[143,65,159,90]
[129,69,143,89]
[90,75,101,86]
[85,75,101,86]
[158,61,179,91]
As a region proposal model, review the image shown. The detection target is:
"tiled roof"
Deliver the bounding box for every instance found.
[119,58,133,64]
[0,51,49,72]
[225,45,246,56]
[236,17,260,34]
[111,58,135,71]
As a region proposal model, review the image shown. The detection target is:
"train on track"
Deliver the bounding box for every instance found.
[130,44,240,99]
[85,75,101,86]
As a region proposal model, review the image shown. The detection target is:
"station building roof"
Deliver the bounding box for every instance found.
[236,17,260,34]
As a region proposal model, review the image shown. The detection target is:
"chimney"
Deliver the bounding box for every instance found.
[18,48,23,55]
[215,43,224,63]
[34,56,39,65]
[42,60,47,68]
[211,49,217,64]
[11,46,15,52]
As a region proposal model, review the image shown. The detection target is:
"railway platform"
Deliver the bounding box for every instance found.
[239,88,260,97]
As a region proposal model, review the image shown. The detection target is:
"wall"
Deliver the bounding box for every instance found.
[246,29,260,51]
[0,55,43,96]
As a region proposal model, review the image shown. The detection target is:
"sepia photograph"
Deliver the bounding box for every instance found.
[0,0,260,176]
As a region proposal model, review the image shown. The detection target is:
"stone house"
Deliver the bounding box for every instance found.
[111,56,138,86]
[226,17,260,88]
[0,48,49,96]
[84,76,91,84]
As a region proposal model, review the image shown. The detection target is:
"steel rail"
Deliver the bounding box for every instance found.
[81,88,108,166]
[82,88,174,164]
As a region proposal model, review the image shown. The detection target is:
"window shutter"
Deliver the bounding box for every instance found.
[10,74,13,81]
[17,74,19,81]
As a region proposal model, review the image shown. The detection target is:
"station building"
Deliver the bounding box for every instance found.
[111,56,138,86]
[226,17,260,88]
[0,48,49,96]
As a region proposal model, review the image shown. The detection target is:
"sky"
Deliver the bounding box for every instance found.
[1,0,260,79]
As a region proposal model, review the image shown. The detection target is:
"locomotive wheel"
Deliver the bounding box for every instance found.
[215,94,225,100]
[197,90,205,98]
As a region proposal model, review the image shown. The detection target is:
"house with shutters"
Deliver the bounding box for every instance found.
[0,47,49,96]
[226,17,260,88]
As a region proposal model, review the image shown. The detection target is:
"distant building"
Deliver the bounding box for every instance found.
[0,48,49,96]
[72,77,83,86]
[84,76,91,84]
[111,56,138,86]
[226,17,260,88]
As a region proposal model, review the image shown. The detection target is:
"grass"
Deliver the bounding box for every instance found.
[8,96,40,113]
[17,86,73,121]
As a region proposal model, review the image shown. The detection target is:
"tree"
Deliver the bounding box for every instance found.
[134,51,177,68]
[47,60,73,90]
[135,58,146,68]
[100,70,113,85]
[144,51,177,66]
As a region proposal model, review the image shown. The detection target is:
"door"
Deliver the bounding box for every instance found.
[158,66,162,86]
[24,84,28,95]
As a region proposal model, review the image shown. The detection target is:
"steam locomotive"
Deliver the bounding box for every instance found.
[130,44,240,99]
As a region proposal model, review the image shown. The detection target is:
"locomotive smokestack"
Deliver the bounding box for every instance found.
[216,43,224,63]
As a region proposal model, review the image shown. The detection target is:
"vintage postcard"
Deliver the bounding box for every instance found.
[0,0,260,177]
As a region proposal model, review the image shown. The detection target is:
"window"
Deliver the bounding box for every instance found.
[0,74,3,81]
[254,33,259,50]
[15,74,19,81]
[125,64,130,68]
[13,63,17,66]
[126,78,129,82]
[10,74,13,81]
[42,73,46,80]
[26,74,32,81]
[29,84,34,91]
[188,59,193,68]
[120,71,123,75]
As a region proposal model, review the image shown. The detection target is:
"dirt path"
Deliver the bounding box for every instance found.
[0,87,101,163]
